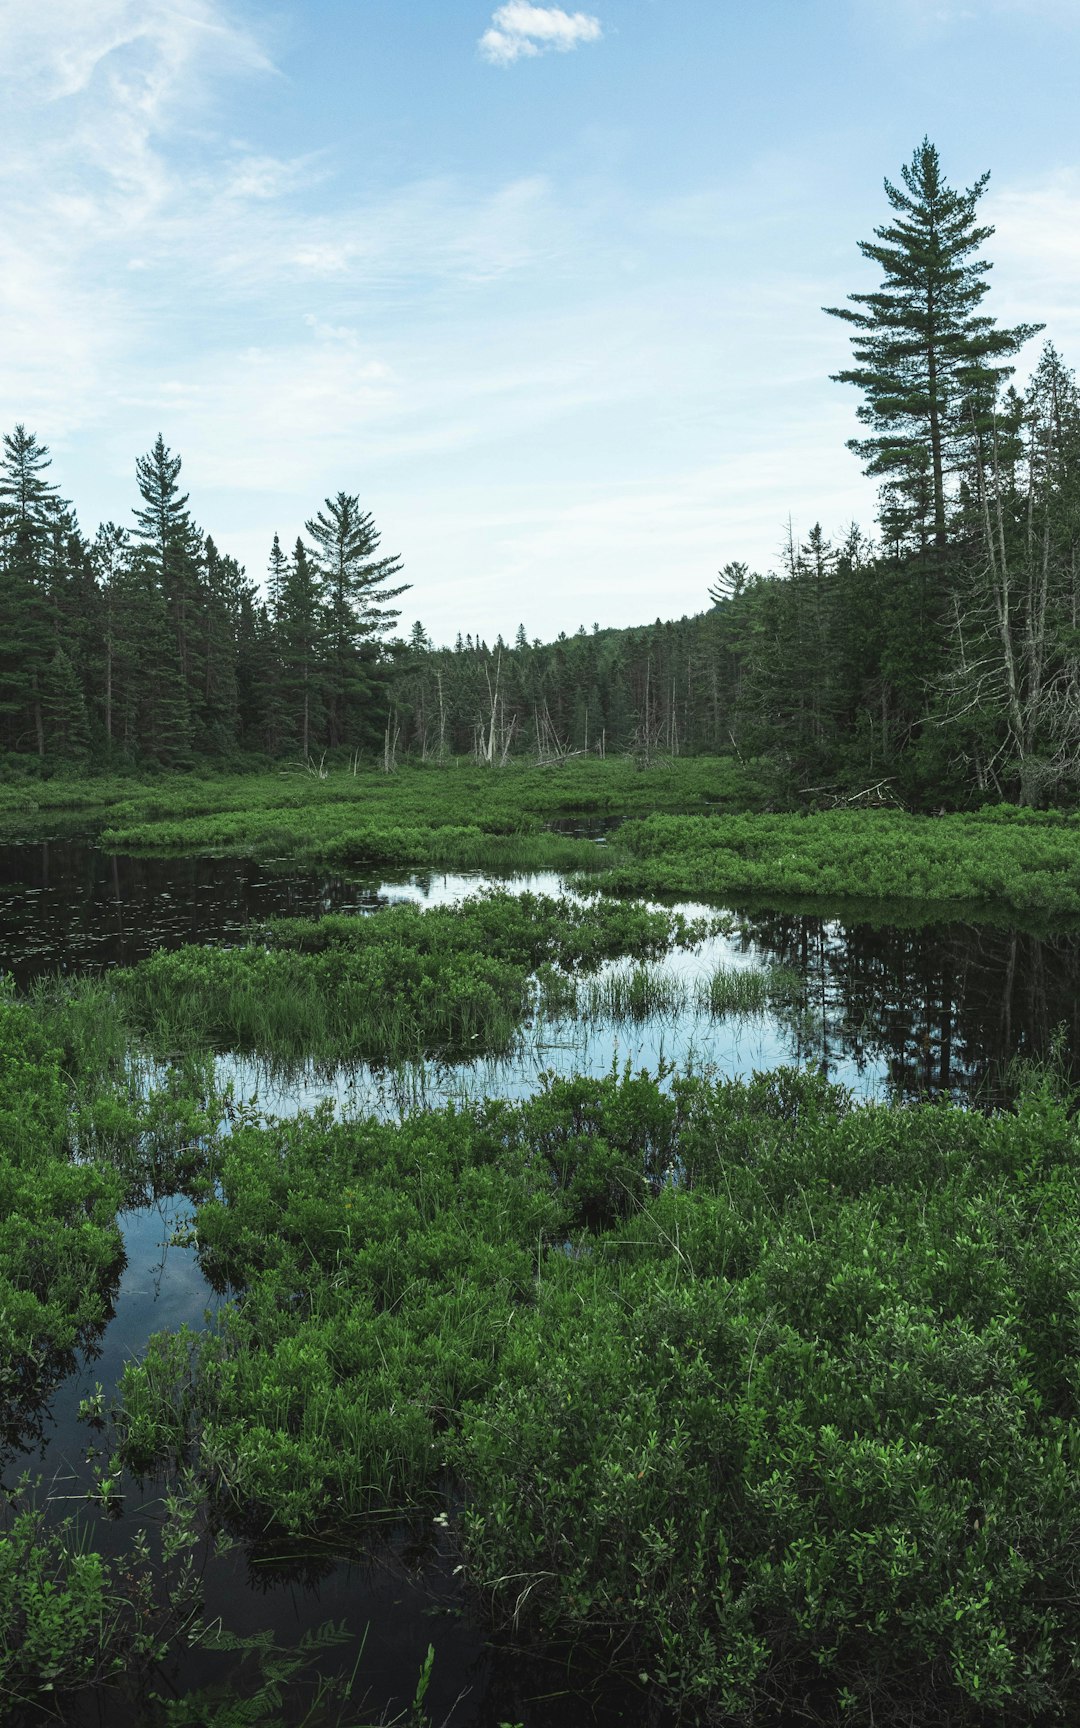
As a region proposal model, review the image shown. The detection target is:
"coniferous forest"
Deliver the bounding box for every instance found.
[3,141,1078,807]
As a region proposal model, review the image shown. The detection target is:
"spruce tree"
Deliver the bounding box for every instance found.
[201,536,241,754]
[279,537,326,758]
[92,523,129,750]
[0,426,61,755]
[304,493,408,747]
[266,532,289,629]
[41,647,90,761]
[825,139,1042,550]
[132,435,203,709]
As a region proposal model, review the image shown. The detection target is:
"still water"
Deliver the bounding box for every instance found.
[3,836,1076,1104]
[3,836,1079,1723]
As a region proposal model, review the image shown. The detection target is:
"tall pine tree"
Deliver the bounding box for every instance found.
[304,493,408,748]
[825,139,1042,550]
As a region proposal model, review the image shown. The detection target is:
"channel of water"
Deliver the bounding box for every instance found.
[4,836,1080,1722]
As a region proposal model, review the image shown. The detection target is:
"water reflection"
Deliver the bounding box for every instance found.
[0,840,399,983]
[741,911,1080,1103]
[7,839,1078,1721]
[3,840,1080,1105]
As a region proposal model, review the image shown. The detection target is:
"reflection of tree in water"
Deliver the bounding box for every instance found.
[0,1307,116,1479]
[738,911,1080,1103]
[0,841,389,985]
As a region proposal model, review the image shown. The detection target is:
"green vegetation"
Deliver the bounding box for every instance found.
[12,747,1080,926]
[702,960,803,1014]
[0,988,124,1451]
[604,804,1080,921]
[113,1064,1080,1724]
[71,892,702,1069]
[5,123,1080,1728]
[83,767,1080,924]
[578,960,801,1021]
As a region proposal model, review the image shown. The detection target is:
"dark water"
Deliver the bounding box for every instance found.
[4,837,1080,1723]
[748,907,1080,1103]
[0,840,402,984]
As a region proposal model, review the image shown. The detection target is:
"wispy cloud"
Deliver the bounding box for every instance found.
[866,0,1079,32]
[985,170,1080,360]
[479,3,602,66]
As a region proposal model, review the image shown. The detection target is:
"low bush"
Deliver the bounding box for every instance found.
[118,1066,1080,1724]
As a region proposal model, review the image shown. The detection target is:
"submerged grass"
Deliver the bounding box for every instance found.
[578,963,689,1021]
[576,960,803,1024]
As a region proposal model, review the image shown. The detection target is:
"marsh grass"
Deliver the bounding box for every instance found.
[578,963,689,1021]
[575,960,803,1025]
[699,961,804,1015]
[9,759,1080,920]
[110,893,706,1070]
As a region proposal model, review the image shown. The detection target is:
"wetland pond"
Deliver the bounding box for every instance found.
[4,834,1080,1725]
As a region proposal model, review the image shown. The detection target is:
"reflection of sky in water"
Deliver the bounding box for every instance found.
[17,1198,218,1493]
[220,870,892,1121]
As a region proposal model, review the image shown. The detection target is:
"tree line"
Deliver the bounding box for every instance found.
[2,139,1078,804]
[0,430,408,767]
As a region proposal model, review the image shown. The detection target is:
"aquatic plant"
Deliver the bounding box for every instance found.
[578,962,689,1021]
[0,990,124,1447]
[699,960,803,1015]
[606,805,1080,920]
[115,1064,1080,1723]
[109,893,706,1069]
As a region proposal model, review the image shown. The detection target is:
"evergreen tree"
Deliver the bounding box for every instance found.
[91,523,129,751]
[304,493,408,748]
[825,139,1042,549]
[200,536,242,754]
[0,426,61,755]
[279,537,326,758]
[132,435,203,707]
[41,647,90,761]
[266,532,289,629]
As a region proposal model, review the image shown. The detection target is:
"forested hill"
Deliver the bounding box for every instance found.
[2,140,1078,808]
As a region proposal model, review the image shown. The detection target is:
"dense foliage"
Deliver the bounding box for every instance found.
[0,992,124,1440]
[5,132,1080,1726]
[113,891,709,1066]
[115,1065,1080,1724]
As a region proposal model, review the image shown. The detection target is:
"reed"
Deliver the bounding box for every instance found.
[699,961,803,1015]
[578,963,689,1021]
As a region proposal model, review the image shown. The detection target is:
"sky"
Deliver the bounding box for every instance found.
[1,1,1078,645]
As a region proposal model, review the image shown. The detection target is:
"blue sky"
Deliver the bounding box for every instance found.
[1,1,1077,643]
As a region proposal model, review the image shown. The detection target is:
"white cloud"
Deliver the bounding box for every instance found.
[479,3,602,66]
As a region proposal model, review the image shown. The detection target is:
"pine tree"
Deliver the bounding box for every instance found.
[825,139,1042,550]
[304,492,408,748]
[131,435,203,709]
[92,523,129,751]
[266,532,289,629]
[41,647,90,760]
[200,536,241,754]
[0,426,61,755]
[279,537,326,758]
